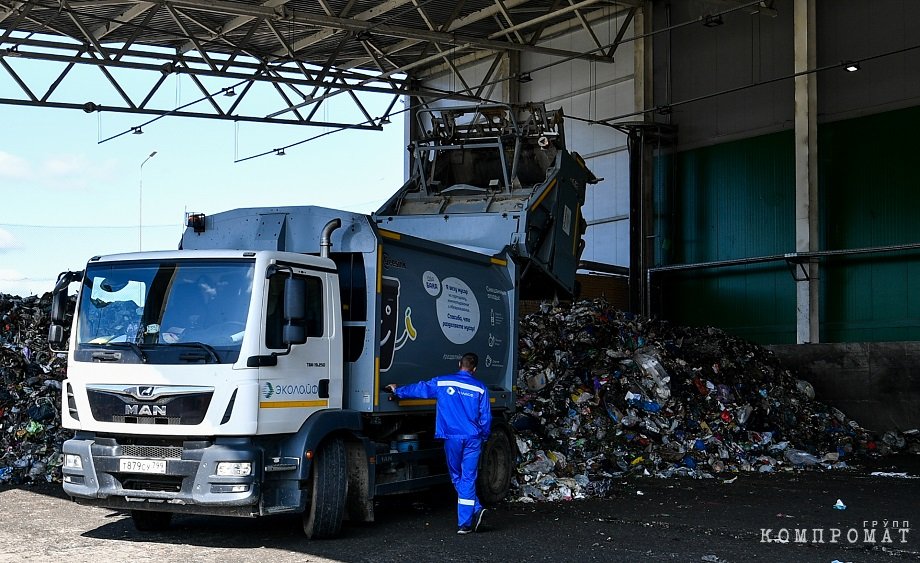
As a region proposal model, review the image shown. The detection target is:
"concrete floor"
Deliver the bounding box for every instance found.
[1,456,918,562]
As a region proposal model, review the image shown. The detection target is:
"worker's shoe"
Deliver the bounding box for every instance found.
[473,508,488,532]
[457,525,473,535]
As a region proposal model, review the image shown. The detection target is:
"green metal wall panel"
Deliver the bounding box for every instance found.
[820,106,920,342]
[655,131,798,344]
[656,106,920,344]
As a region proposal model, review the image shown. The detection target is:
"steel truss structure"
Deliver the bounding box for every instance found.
[0,0,638,131]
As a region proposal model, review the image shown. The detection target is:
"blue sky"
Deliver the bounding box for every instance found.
[0,62,406,297]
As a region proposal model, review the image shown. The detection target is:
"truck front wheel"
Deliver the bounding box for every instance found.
[302,437,347,539]
[130,510,173,531]
[477,428,514,505]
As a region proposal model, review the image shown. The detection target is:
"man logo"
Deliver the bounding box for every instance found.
[446,387,456,395]
[138,386,155,398]
[125,404,166,416]
[263,382,274,399]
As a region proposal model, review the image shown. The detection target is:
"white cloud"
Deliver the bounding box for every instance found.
[0,151,116,190]
[0,269,53,297]
[0,151,31,179]
[45,154,88,176]
[0,227,18,250]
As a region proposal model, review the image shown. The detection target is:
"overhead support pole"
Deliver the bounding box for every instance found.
[793,0,819,344]
[627,3,654,316]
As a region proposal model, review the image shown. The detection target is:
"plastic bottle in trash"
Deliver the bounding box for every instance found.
[625,391,661,413]
[784,449,819,466]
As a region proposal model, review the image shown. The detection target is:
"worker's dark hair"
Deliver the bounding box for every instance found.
[460,352,478,370]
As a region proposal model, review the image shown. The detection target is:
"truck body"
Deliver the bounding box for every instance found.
[51,104,597,536]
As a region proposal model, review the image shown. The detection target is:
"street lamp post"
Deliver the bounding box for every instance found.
[139,151,157,251]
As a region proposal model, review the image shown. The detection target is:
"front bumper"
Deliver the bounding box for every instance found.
[62,434,262,517]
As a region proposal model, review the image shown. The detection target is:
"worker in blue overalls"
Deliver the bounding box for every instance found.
[385,352,492,534]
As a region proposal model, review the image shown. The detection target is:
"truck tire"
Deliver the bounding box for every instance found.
[130,510,173,531]
[477,429,513,505]
[302,437,347,539]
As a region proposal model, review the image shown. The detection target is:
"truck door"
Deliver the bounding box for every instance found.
[258,268,335,434]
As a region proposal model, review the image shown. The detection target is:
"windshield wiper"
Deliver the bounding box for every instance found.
[106,342,148,363]
[167,342,221,364]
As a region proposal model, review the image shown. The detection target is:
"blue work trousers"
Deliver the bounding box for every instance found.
[443,437,483,528]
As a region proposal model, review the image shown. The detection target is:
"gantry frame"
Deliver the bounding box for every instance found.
[0,0,639,130]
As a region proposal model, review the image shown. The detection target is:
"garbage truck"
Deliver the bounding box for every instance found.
[48,103,598,537]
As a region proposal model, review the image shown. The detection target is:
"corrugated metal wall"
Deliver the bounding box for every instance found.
[820,106,920,342]
[657,105,920,344]
[655,131,797,343]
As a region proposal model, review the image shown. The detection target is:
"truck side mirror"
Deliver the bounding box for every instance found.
[48,324,65,345]
[49,287,68,345]
[283,277,307,345]
[48,270,82,350]
[51,285,68,324]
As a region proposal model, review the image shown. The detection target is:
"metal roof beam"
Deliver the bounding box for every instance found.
[0,95,384,128]
[0,0,33,37]
[267,42,479,118]
[337,0,615,71]
[0,57,38,100]
[487,0,604,40]
[0,43,451,101]
[166,3,218,71]
[605,6,634,59]
[492,0,527,45]
[160,0,612,63]
[177,0,289,54]
[60,0,111,56]
[410,0,472,94]
[40,55,79,101]
[89,1,154,41]
[272,0,412,58]
[0,0,96,39]
[566,0,605,53]
[0,34,413,89]
[416,4,627,78]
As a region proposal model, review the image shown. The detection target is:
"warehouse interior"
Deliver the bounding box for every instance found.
[1,0,917,430]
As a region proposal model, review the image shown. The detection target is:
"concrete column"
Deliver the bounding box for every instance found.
[793,0,819,343]
[625,3,655,315]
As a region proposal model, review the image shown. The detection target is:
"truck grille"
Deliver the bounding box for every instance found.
[122,477,182,493]
[87,388,212,425]
[112,416,182,425]
[121,445,183,459]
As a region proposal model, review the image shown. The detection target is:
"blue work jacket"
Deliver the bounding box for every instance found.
[394,370,492,440]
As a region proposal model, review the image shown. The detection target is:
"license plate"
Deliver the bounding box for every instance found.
[119,458,167,474]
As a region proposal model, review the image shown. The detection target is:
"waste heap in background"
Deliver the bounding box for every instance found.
[512,299,920,502]
[0,293,71,485]
[2,292,918,494]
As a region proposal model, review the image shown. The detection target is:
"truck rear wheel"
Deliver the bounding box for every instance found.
[130,510,173,531]
[302,437,347,539]
[477,429,513,505]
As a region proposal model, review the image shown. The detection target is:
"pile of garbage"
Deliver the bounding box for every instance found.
[512,299,918,502]
[0,293,70,485]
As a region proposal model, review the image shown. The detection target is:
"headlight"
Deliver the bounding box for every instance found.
[64,454,83,470]
[216,462,252,476]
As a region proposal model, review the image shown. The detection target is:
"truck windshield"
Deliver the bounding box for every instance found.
[75,259,254,364]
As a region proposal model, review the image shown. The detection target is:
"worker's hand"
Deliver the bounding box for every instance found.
[384,384,396,393]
